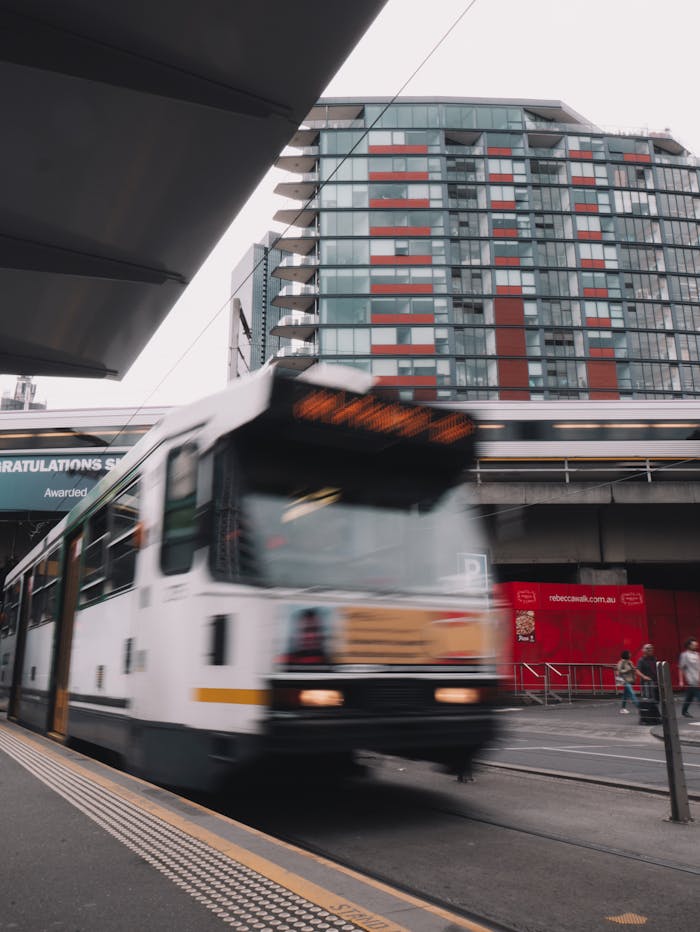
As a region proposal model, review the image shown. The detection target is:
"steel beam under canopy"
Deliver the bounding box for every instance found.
[0,0,386,378]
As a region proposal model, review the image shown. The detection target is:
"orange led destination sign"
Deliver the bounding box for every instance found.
[292,389,475,445]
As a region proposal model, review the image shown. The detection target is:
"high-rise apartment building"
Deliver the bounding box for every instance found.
[228,231,286,379]
[247,97,700,402]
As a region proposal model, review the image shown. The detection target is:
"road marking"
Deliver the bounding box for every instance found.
[498,745,610,751]
[605,913,648,925]
[494,746,700,767]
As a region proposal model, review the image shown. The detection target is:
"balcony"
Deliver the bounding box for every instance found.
[274,174,319,201]
[287,127,320,148]
[271,254,318,283]
[270,312,319,340]
[271,344,319,372]
[275,230,319,256]
[302,118,364,130]
[275,147,319,174]
[273,202,319,228]
[272,282,318,311]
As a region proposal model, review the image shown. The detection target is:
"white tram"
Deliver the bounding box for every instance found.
[0,365,502,790]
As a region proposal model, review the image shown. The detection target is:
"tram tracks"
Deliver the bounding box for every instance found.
[201,759,700,932]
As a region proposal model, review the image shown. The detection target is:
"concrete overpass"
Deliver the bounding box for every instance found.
[470,469,700,590]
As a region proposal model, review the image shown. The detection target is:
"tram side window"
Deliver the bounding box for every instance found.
[81,507,109,603]
[1,581,21,636]
[79,481,141,605]
[30,549,61,626]
[109,484,141,592]
[161,444,198,575]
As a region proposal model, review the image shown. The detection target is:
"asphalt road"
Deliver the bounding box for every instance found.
[205,701,700,932]
[481,700,700,795]
[218,752,700,932]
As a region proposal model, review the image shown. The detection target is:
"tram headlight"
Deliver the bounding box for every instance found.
[434,687,480,705]
[299,689,344,708]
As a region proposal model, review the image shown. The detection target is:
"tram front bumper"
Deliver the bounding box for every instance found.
[265,709,498,756]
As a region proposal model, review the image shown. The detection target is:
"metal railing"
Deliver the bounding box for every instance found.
[511,661,618,704]
[471,458,700,485]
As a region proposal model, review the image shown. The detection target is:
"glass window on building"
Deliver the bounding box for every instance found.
[614,190,657,216]
[568,135,605,157]
[321,130,368,156]
[607,137,650,157]
[320,297,371,325]
[663,219,700,246]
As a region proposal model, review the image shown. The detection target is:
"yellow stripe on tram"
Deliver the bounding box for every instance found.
[192,688,270,705]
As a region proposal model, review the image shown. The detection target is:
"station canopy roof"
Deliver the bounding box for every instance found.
[0,0,386,379]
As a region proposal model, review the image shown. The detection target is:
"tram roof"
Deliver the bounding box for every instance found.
[0,0,386,379]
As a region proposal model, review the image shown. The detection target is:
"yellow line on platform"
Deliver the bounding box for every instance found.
[0,720,495,932]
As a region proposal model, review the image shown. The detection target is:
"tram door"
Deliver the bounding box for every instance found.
[50,534,82,738]
[7,571,31,720]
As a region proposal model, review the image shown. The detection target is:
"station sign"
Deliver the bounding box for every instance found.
[0,454,124,511]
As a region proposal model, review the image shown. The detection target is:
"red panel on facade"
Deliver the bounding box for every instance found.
[487,146,512,156]
[370,255,433,265]
[494,296,525,326]
[368,171,429,181]
[623,153,651,163]
[371,284,434,294]
[370,226,431,236]
[590,347,615,357]
[578,231,603,241]
[497,332,527,356]
[571,176,596,186]
[414,388,438,401]
[371,344,435,355]
[583,287,609,297]
[575,203,599,213]
[496,285,523,295]
[375,375,437,386]
[489,173,514,183]
[493,228,518,238]
[371,313,434,324]
[369,198,430,209]
[497,363,530,400]
[495,257,521,266]
[368,145,429,154]
[498,357,528,381]
[585,317,611,327]
[569,149,593,159]
[491,200,516,209]
[587,360,618,397]
[581,258,606,269]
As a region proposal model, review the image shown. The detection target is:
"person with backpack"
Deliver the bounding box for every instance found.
[637,644,658,699]
[615,649,644,713]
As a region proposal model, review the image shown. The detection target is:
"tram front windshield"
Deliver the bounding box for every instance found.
[211,437,487,597]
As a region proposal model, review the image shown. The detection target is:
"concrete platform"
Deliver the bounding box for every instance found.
[0,718,496,932]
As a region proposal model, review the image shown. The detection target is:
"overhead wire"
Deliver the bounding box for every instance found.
[41,0,483,511]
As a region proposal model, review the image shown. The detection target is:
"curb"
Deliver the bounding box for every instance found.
[474,758,700,802]
[650,725,700,748]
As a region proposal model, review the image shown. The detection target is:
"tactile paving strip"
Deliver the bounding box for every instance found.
[0,729,365,931]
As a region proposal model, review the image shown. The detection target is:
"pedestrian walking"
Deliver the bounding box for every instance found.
[615,650,642,713]
[637,643,658,700]
[679,637,699,718]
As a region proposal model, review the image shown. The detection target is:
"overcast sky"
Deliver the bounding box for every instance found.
[6,0,700,411]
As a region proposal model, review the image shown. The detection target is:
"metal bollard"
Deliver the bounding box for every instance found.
[656,661,693,824]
